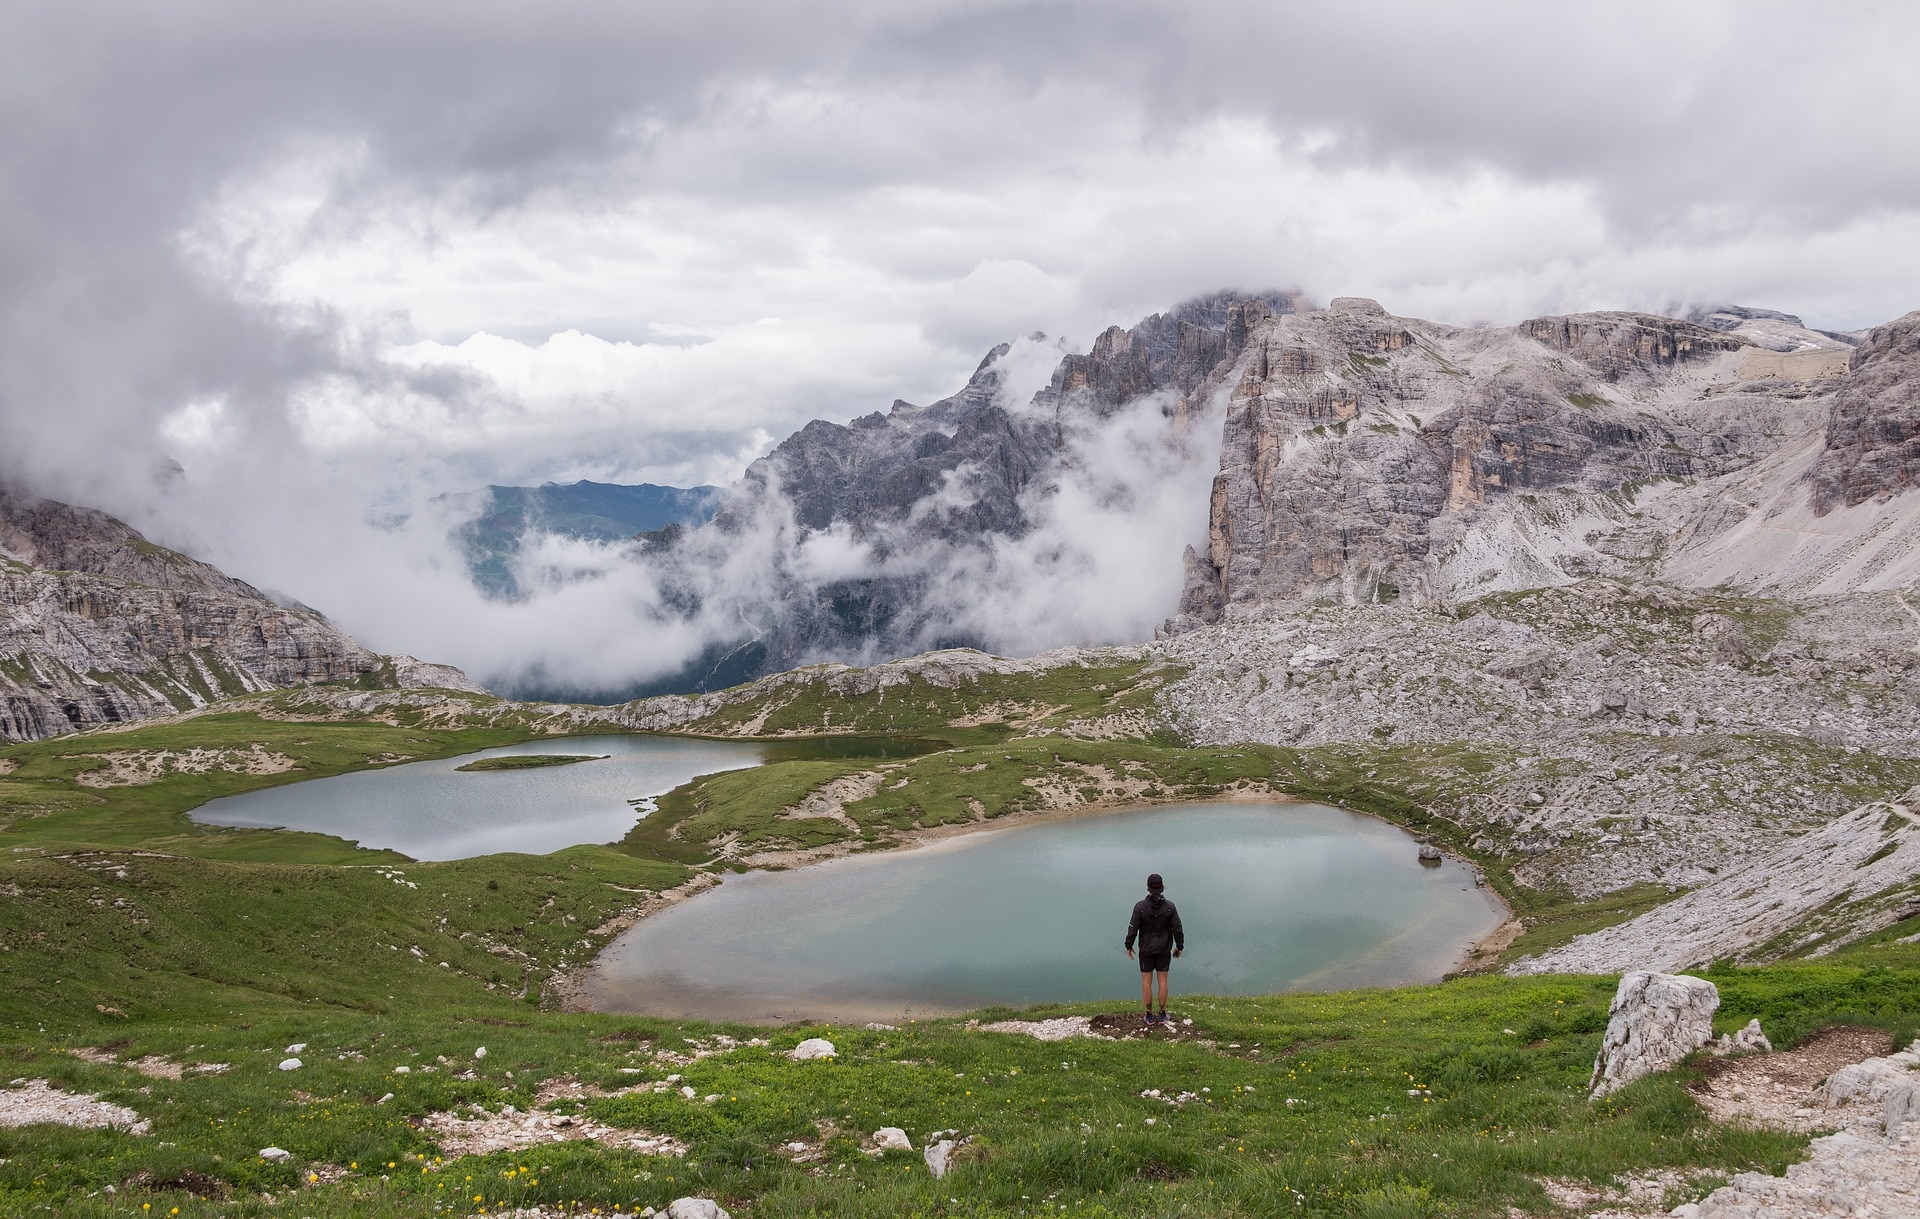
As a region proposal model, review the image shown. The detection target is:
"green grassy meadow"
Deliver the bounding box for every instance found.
[2,675,1919,1216]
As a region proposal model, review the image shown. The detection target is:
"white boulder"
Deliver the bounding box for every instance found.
[1589,971,1719,1096]
[1708,1018,1773,1056]
[924,1139,958,1178]
[258,1147,291,1162]
[1819,1039,1920,1133]
[474,1046,487,1059]
[873,1127,912,1151]
[665,1199,731,1219]
[789,1038,837,1061]
[277,1058,302,1072]
[284,1043,306,1053]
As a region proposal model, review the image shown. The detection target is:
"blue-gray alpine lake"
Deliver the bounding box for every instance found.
[585,800,1506,1023]
[189,734,771,860]
[191,733,940,859]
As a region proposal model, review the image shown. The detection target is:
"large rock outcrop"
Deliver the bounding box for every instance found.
[0,490,474,741]
[1589,971,1720,1096]
[1808,310,1920,512]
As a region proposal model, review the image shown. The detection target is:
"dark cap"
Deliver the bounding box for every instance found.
[1146,873,1164,891]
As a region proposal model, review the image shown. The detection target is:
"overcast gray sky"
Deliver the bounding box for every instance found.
[4,0,1918,666]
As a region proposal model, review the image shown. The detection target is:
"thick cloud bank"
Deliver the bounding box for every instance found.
[3,2,1919,684]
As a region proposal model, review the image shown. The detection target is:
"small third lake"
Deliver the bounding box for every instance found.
[585,800,1506,1024]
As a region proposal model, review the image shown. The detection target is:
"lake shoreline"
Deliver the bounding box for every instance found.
[561,787,1513,1020]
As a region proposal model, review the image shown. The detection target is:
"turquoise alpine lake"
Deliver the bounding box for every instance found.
[191,734,936,860]
[584,801,1507,1023]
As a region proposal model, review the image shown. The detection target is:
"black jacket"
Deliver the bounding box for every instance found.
[1125,893,1184,955]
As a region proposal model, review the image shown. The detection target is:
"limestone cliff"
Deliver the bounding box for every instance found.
[1808,311,1920,512]
[0,490,478,741]
[1171,297,1899,626]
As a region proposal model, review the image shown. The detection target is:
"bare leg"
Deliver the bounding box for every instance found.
[1140,970,1152,1010]
[1156,971,1169,1011]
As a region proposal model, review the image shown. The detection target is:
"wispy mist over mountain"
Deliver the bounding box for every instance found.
[439,481,720,601]
[457,292,1293,698]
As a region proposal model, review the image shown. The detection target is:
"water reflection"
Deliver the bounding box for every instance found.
[587,801,1505,1023]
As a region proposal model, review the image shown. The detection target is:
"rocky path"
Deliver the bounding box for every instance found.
[1672,1031,1920,1218]
[1554,1029,1920,1218]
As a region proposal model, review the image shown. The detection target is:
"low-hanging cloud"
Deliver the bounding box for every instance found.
[4,2,1920,686]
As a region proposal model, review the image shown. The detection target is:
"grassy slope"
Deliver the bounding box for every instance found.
[2,670,1920,1215]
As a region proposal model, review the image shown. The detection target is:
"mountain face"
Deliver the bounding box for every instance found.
[1170,297,1920,628]
[0,490,475,741]
[553,289,1920,693]
[643,290,1303,676]
[445,480,719,599]
[1809,311,1920,513]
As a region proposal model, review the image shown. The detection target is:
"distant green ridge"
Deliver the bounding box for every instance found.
[444,479,720,600]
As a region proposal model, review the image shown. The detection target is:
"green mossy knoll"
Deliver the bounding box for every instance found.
[455,754,607,772]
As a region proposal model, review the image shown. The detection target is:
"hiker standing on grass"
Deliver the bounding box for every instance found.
[1124,872,1184,1026]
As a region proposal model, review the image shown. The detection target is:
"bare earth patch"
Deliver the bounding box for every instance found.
[0,758,17,775]
[1529,1168,1709,1218]
[419,1101,685,1159]
[1059,709,1155,740]
[66,1047,230,1079]
[972,1013,1218,1046]
[974,1016,1105,1042]
[1687,1025,1893,1132]
[0,1078,150,1133]
[77,745,298,787]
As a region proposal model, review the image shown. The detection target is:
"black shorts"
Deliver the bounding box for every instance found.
[1138,948,1172,973]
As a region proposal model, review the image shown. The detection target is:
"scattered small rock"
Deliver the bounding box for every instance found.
[258,1147,290,1162]
[665,1199,730,1219]
[872,1127,912,1151]
[1708,1018,1773,1057]
[925,1139,958,1179]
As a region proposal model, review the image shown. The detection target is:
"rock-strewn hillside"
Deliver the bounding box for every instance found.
[0,490,478,741]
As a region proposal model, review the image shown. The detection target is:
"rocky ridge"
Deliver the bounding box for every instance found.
[1170,299,1920,627]
[1513,786,1920,974]
[0,490,481,741]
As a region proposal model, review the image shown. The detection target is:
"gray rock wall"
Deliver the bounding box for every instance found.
[0,491,437,741]
[1809,310,1920,512]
